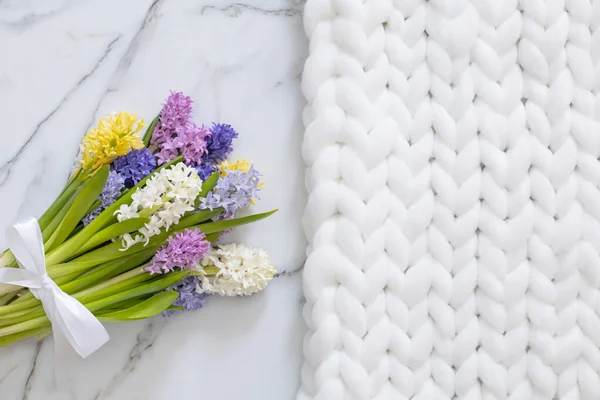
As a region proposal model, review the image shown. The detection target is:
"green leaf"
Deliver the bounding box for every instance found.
[42,191,77,242]
[45,165,110,252]
[98,291,178,321]
[74,269,153,303]
[77,218,150,254]
[37,174,83,230]
[85,199,101,215]
[97,296,149,312]
[198,171,219,198]
[176,209,223,230]
[195,209,277,235]
[84,272,188,313]
[142,115,159,147]
[55,238,158,272]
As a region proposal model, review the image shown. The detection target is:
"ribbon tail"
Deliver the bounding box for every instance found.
[0,267,42,289]
[50,290,109,358]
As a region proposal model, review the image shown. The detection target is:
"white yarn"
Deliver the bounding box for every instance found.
[300,0,600,399]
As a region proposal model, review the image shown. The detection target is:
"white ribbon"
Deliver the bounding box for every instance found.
[0,217,109,358]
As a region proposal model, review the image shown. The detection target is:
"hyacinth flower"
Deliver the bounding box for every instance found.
[115,162,203,249]
[193,123,239,181]
[196,244,276,296]
[150,91,210,165]
[162,276,209,317]
[204,123,238,165]
[198,159,262,219]
[142,228,211,316]
[195,164,217,181]
[145,228,210,275]
[82,171,125,225]
[78,112,145,178]
[111,148,157,188]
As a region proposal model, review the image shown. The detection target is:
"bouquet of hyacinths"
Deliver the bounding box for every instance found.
[0,91,276,351]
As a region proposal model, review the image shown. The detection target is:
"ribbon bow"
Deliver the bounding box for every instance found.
[0,217,109,358]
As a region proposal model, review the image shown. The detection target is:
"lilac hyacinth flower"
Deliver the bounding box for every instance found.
[100,171,126,207]
[203,123,238,164]
[145,228,211,275]
[198,165,262,219]
[82,208,102,226]
[151,91,210,166]
[111,149,156,188]
[162,276,209,317]
[153,91,193,136]
[83,171,125,225]
[177,123,210,165]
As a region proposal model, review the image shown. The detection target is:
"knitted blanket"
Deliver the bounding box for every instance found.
[299,0,600,398]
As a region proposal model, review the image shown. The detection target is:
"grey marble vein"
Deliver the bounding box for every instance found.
[200,3,303,17]
[0,365,16,386]
[84,0,164,132]
[93,319,165,400]
[106,0,164,93]
[274,262,304,278]
[0,4,68,31]
[0,35,122,187]
[21,341,42,400]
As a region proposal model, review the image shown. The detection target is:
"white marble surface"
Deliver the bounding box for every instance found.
[0,0,307,398]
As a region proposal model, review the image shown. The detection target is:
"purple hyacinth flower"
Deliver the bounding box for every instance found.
[204,123,238,164]
[195,164,217,181]
[111,149,156,188]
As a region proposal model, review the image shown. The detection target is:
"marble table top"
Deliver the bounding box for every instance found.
[0,0,307,398]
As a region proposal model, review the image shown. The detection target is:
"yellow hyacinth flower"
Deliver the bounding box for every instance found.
[80,112,145,177]
[218,159,251,176]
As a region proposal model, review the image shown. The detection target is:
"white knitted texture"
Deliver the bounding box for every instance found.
[300,0,600,399]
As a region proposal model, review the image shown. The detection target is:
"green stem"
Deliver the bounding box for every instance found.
[73,267,147,299]
[0,269,154,328]
[0,327,50,348]
[0,293,18,306]
[0,249,155,319]
[0,272,186,337]
[84,271,187,312]
[10,270,83,306]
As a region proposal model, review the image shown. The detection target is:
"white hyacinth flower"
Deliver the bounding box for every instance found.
[115,162,202,249]
[197,244,276,296]
[116,204,139,221]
